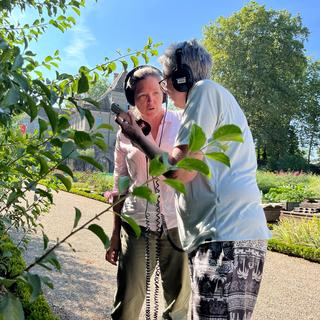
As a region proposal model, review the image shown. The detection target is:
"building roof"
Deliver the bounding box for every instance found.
[81,71,127,112]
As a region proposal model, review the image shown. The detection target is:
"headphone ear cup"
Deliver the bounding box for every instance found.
[171,64,194,92]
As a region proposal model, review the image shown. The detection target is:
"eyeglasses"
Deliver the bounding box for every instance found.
[159,76,170,93]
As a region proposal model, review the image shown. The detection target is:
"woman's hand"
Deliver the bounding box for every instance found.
[115,110,143,143]
[105,233,121,266]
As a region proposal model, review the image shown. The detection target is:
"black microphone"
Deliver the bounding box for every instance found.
[111,103,151,136]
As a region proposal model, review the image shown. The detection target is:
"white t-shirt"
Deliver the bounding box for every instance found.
[113,109,182,231]
[174,80,272,252]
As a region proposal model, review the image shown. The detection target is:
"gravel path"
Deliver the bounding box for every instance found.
[17,190,320,320]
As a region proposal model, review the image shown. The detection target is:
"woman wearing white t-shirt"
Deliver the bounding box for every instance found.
[116,41,272,320]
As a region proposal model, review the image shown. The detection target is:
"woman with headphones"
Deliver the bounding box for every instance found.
[105,65,190,320]
[116,40,272,320]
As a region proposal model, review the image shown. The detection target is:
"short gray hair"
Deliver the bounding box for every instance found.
[158,39,212,83]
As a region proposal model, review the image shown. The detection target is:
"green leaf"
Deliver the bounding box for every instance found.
[58,116,70,131]
[3,88,20,107]
[121,214,141,238]
[0,292,24,320]
[35,188,53,204]
[130,56,139,68]
[33,79,51,99]
[42,232,49,250]
[163,178,186,195]
[149,155,168,176]
[73,207,81,229]
[189,124,206,152]
[84,109,95,129]
[142,53,149,64]
[41,251,61,271]
[57,164,73,178]
[15,165,32,178]
[61,141,77,159]
[213,124,244,142]
[38,118,48,138]
[120,60,128,71]
[74,131,93,149]
[83,97,100,108]
[88,224,109,249]
[0,40,9,50]
[54,173,72,191]
[176,157,210,177]
[94,138,107,152]
[42,102,58,133]
[38,156,49,175]
[72,6,81,15]
[0,277,16,288]
[78,155,103,171]
[108,61,117,72]
[41,151,57,162]
[13,54,24,70]
[97,123,113,131]
[7,191,17,206]
[132,186,157,204]
[12,72,29,90]
[23,273,42,302]
[26,95,37,121]
[77,72,89,94]
[40,276,54,290]
[118,176,130,194]
[205,152,230,167]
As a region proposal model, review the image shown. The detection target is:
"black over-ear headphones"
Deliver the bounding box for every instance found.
[124,65,167,106]
[170,48,194,92]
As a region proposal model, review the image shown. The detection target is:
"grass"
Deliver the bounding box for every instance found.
[256,170,320,201]
[272,217,320,249]
[73,171,114,194]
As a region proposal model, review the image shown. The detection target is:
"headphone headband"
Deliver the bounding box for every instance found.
[124,65,167,106]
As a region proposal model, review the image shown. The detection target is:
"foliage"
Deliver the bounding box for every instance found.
[0,0,244,317]
[87,77,110,100]
[264,183,316,202]
[272,217,320,249]
[256,170,320,195]
[203,1,310,167]
[74,172,114,194]
[268,238,320,263]
[0,0,162,317]
[0,229,58,319]
[297,60,320,163]
[267,153,310,172]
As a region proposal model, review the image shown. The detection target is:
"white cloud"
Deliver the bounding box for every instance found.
[63,19,96,72]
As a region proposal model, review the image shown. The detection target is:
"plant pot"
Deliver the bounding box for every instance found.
[285,201,300,211]
[262,203,283,222]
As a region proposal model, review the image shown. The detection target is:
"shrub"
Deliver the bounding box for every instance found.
[74,172,114,193]
[264,183,316,202]
[0,230,58,320]
[268,238,320,263]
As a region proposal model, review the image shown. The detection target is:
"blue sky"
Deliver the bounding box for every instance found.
[17,0,320,78]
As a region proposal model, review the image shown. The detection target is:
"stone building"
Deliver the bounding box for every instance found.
[69,72,128,172]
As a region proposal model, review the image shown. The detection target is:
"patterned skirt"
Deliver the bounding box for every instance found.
[188,240,267,320]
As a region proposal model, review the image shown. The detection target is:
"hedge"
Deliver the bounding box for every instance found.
[268,238,320,263]
[0,231,59,320]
